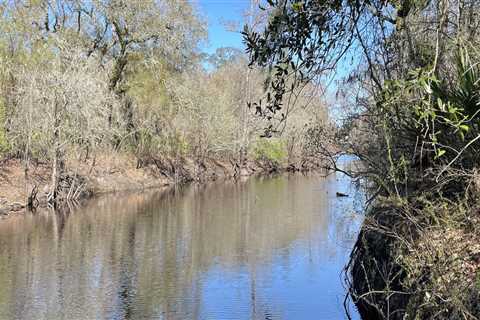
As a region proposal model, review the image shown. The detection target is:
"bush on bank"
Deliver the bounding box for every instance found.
[347,47,480,319]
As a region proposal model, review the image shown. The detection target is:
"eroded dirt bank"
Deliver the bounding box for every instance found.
[0,154,320,218]
[348,199,480,320]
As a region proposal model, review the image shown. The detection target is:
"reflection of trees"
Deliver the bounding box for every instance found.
[0,175,358,319]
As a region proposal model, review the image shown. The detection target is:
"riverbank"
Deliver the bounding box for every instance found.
[0,153,321,218]
[348,195,480,319]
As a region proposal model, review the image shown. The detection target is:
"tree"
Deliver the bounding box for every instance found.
[10,43,119,203]
[0,0,206,144]
[0,0,206,203]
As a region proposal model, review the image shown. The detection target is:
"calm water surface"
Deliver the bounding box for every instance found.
[0,172,362,320]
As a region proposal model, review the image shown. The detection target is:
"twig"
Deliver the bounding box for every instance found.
[436,133,480,181]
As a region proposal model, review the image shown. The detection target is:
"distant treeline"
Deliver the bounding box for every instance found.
[0,1,328,203]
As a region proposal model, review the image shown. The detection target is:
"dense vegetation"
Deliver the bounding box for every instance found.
[0,1,327,206]
[4,0,480,317]
[245,0,480,319]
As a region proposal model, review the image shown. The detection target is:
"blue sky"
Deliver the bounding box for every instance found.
[195,1,357,123]
[197,0,249,54]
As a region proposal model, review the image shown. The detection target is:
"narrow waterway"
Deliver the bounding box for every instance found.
[0,171,362,320]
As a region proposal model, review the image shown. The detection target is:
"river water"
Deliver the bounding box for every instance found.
[0,172,362,320]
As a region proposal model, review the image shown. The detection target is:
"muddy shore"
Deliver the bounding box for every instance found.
[0,154,320,218]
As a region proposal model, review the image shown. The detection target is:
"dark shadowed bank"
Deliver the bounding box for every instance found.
[344,175,480,320]
[347,198,480,320]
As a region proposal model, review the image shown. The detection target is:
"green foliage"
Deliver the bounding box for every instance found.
[125,56,170,109]
[361,46,480,197]
[253,138,287,165]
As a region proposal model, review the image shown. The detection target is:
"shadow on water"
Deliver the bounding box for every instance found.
[0,171,363,320]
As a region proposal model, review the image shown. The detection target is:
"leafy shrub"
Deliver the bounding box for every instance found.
[253,138,286,165]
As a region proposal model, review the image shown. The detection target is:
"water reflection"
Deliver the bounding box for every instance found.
[0,173,361,320]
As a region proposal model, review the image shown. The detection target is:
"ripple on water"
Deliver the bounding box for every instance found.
[0,173,362,320]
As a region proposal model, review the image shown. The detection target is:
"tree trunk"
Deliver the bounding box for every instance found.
[50,100,62,205]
